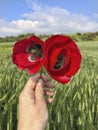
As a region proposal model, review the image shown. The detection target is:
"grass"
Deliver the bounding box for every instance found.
[0,41,98,130]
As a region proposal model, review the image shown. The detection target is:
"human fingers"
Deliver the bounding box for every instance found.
[44,81,55,89]
[46,98,54,103]
[44,90,54,104]
[35,79,45,104]
[23,74,40,92]
[41,74,55,89]
[45,90,54,96]
[41,74,51,82]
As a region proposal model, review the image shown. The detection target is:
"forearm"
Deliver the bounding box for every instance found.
[18,121,46,130]
[18,125,46,130]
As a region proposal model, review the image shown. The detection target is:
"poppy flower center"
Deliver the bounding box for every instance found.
[54,54,65,69]
[27,43,43,62]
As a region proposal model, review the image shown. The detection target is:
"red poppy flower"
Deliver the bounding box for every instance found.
[44,35,82,84]
[12,35,44,74]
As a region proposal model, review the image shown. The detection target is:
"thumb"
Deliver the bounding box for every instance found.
[23,74,40,92]
[35,79,45,104]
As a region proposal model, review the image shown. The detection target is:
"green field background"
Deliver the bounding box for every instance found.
[0,41,98,130]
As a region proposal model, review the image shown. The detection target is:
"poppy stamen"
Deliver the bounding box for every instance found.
[27,43,43,62]
[54,54,66,69]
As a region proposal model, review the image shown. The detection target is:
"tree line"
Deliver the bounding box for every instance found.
[0,32,98,43]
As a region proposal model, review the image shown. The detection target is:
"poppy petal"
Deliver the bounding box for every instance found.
[44,34,82,84]
[12,35,44,73]
[28,59,44,74]
[50,74,71,84]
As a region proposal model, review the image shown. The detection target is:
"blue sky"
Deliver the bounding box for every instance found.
[0,0,98,37]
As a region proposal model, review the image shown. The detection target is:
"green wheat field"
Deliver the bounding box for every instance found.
[0,41,98,130]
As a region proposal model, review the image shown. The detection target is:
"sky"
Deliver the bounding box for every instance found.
[0,0,98,37]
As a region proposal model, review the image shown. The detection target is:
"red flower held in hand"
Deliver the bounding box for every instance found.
[44,35,82,84]
[12,35,44,74]
[12,34,82,84]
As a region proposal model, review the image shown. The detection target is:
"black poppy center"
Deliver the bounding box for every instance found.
[54,54,66,69]
[27,43,43,62]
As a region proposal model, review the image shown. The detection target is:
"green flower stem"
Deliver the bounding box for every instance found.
[40,67,43,78]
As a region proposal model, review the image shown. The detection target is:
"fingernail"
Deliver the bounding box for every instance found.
[38,79,43,86]
[31,73,40,80]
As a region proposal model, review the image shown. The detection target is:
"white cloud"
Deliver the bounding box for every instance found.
[0,1,98,37]
[93,13,98,19]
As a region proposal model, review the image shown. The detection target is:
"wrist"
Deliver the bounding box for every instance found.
[18,121,46,130]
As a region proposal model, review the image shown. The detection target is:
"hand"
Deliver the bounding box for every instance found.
[18,74,55,130]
